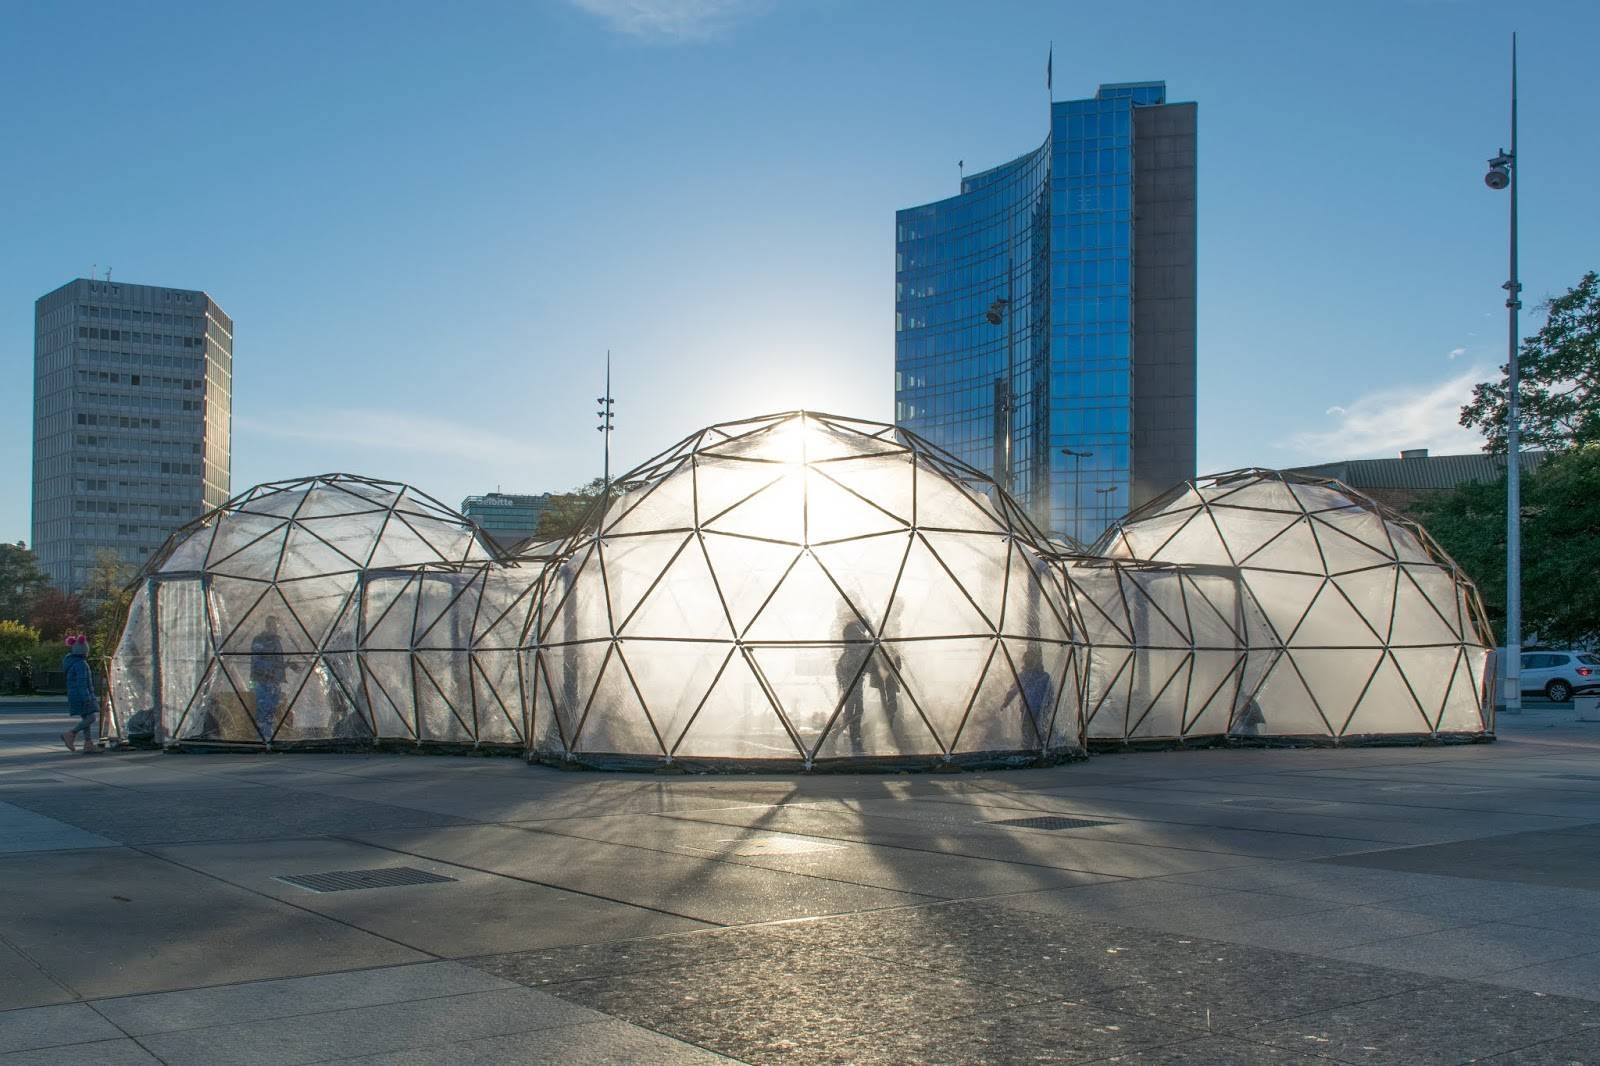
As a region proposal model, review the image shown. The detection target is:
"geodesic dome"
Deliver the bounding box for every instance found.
[1061,558,1278,745]
[1094,469,1493,740]
[107,475,509,746]
[530,412,1085,768]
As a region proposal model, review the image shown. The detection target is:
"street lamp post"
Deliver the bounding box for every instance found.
[1061,447,1093,543]
[986,253,1016,497]
[1095,485,1119,536]
[1485,34,1520,718]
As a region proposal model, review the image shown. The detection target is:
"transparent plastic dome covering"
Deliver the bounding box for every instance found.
[531,412,1085,767]
[108,475,501,746]
[1095,469,1493,738]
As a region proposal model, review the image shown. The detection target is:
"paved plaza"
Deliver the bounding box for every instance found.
[4,700,1600,1064]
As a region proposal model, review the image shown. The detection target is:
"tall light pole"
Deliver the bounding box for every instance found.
[596,350,615,503]
[986,253,1016,498]
[1485,34,1520,716]
[1061,447,1093,543]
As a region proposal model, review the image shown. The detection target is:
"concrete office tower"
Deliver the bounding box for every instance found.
[32,278,233,590]
[895,81,1196,543]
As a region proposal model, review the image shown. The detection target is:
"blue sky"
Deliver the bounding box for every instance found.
[2,0,1596,544]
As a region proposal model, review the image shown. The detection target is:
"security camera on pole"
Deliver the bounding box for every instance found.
[1484,34,1520,718]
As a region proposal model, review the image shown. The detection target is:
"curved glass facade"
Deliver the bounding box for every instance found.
[896,142,1051,525]
[896,81,1195,544]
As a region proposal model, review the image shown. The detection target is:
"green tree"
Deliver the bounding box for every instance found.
[0,619,39,664]
[0,620,41,695]
[1414,445,1600,646]
[82,549,135,658]
[1461,271,1600,452]
[532,477,607,542]
[0,541,48,624]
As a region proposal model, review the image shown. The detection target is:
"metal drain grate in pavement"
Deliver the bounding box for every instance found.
[276,867,457,893]
[983,816,1116,831]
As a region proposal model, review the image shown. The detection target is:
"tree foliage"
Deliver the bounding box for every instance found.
[29,587,85,643]
[1414,445,1600,646]
[0,619,39,664]
[533,477,608,542]
[83,550,134,658]
[0,542,48,624]
[1461,271,1600,453]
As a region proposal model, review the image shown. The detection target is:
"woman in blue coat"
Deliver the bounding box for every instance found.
[61,634,100,753]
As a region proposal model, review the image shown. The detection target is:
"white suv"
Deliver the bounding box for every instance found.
[1520,650,1600,703]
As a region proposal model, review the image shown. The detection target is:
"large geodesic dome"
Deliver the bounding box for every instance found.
[1093,469,1493,741]
[107,475,524,746]
[530,412,1085,768]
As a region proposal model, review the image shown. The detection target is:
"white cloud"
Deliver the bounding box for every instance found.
[1282,368,1490,461]
[566,0,768,40]
[236,408,540,466]
[1448,347,1467,359]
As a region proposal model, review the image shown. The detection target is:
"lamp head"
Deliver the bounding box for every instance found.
[1485,150,1512,190]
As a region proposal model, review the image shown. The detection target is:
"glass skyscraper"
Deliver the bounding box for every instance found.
[896,81,1196,543]
[32,278,233,590]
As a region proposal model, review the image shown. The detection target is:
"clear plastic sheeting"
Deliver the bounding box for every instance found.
[105,475,508,747]
[531,412,1086,768]
[1065,559,1277,743]
[1092,469,1494,742]
[104,420,1494,764]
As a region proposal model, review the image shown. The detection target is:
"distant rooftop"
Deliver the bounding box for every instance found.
[1289,448,1547,493]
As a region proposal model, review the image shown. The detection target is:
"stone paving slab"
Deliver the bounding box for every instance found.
[0,1003,121,1054]
[1487,950,1600,1001]
[1324,825,1600,890]
[1192,901,1474,954]
[315,1019,739,1064]
[147,838,709,956]
[0,802,117,854]
[1245,979,1600,1064]
[92,960,512,1035]
[351,823,937,925]
[0,849,426,998]
[987,880,1341,933]
[522,810,1120,899]
[818,998,1201,1065]
[665,804,1261,878]
[0,941,72,1012]
[801,791,1568,847]
[1323,920,1600,980]
[1,786,472,846]
[539,942,1055,1064]
[135,986,604,1066]
[1476,1026,1600,1064]
[1160,860,1479,905]
[0,1038,163,1065]
[1078,1034,1337,1063]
